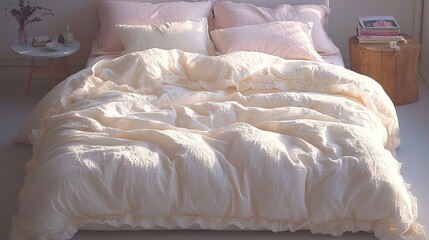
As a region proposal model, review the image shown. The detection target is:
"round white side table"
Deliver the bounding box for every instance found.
[11,37,80,95]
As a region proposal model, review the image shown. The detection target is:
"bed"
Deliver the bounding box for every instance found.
[10,0,427,240]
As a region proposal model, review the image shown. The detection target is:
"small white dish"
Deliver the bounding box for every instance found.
[46,42,63,51]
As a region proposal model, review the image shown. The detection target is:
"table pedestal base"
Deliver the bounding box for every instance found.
[26,57,70,96]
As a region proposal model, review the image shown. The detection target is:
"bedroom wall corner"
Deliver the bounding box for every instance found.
[419,0,429,92]
[420,69,429,94]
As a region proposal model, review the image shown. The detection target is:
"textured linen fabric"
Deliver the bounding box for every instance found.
[210,21,324,61]
[10,49,426,240]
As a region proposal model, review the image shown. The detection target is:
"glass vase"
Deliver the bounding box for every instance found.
[18,26,28,45]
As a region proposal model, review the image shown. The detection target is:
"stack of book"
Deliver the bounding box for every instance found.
[357,16,406,44]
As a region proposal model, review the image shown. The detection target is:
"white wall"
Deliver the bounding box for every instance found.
[420,1,429,88]
[0,0,423,69]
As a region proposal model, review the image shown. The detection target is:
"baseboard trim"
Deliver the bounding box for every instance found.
[0,66,85,82]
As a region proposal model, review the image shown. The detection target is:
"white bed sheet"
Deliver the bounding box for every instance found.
[85,40,346,69]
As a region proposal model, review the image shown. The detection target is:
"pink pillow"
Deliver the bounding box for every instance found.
[212,1,339,55]
[96,0,213,51]
[210,21,325,62]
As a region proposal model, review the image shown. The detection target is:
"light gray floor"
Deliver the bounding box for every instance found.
[0,73,428,240]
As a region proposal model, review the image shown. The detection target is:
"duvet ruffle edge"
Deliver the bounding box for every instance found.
[10,209,427,240]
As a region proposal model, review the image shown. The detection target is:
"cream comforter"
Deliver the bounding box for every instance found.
[11,49,426,240]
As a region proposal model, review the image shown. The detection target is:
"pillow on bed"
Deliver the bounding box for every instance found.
[116,18,215,55]
[96,0,212,51]
[212,1,339,55]
[210,21,324,62]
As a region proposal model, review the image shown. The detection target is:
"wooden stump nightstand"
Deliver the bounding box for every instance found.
[348,34,421,105]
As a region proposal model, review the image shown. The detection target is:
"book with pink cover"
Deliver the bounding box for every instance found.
[359,16,400,30]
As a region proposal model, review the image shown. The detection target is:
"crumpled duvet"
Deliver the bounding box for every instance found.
[10,49,427,240]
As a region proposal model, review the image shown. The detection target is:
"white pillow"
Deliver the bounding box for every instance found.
[210,21,325,62]
[96,0,213,51]
[115,18,215,55]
